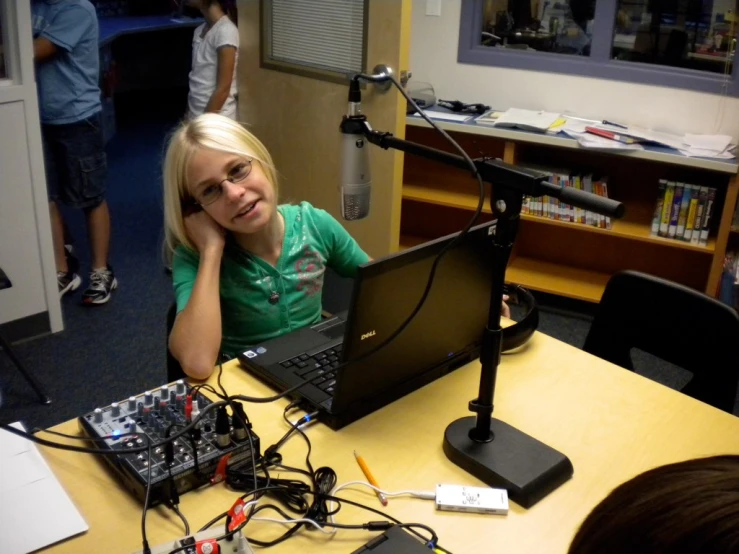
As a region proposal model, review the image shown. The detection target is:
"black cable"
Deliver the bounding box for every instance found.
[168,502,190,535]
[0,368,339,456]
[141,437,153,554]
[221,404,327,548]
[195,480,443,549]
[392,522,438,547]
[199,460,313,533]
[246,402,321,547]
[264,402,315,459]
[0,399,228,455]
[332,72,485,369]
[190,383,226,400]
[243,504,307,547]
[215,360,263,498]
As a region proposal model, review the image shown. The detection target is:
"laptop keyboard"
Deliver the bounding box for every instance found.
[280,344,343,396]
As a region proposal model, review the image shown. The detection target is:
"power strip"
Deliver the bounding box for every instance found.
[131,527,253,554]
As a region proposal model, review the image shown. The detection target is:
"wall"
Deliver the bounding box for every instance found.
[410,0,739,139]
[0,2,62,338]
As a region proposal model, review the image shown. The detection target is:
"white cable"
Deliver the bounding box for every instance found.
[332,480,436,500]
[249,516,335,535]
[326,481,436,534]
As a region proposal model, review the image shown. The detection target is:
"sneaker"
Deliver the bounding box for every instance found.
[58,271,82,297]
[64,244,80,275]
[82,266,118,305]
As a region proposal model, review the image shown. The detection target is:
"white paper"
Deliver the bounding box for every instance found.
[619,126,686,150]
[411,110,473,123]
[564,130,645,151]
[559,116,600,134]
[493,108,561,131]
[683,134,733,152]
[0,422,88,554]
[678,148,736,159]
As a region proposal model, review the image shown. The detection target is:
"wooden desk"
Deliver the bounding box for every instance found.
[39,331,739,553]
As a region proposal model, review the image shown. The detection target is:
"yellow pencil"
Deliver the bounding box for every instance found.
[354,450,388,506]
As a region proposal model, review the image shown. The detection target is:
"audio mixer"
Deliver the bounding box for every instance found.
[78,380,260,506]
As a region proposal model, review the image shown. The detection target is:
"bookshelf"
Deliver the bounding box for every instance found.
[399,118,738,303]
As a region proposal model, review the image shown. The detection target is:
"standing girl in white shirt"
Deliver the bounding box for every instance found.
[186,0,239,120]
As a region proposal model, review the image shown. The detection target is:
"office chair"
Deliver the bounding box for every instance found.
[583,270,739,413]
[0,267,51,404]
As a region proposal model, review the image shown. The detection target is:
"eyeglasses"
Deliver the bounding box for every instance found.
[194,158,253,206]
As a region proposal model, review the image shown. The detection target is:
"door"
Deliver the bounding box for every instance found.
[237,0,412,258]
[0,1,62,337]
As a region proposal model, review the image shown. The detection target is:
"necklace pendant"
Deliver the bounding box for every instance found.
[269,291,280,305]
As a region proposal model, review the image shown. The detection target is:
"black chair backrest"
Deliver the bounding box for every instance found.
[166,302,187,383]
[583,270,739,413]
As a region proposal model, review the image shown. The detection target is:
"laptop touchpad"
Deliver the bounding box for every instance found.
[319,322,346,340]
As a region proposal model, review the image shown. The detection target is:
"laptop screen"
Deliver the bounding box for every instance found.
[332,220,497,412]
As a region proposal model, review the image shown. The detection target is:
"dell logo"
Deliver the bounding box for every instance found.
[360,330,376,341]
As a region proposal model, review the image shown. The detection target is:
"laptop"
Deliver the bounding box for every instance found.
[237,220,497,430]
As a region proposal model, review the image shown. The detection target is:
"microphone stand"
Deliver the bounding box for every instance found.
[349,118,624,508]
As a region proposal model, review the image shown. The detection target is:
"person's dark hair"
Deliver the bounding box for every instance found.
[568,456,739,554]
[204,0,237,25]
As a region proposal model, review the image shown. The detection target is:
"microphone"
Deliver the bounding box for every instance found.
[339,78,371,220]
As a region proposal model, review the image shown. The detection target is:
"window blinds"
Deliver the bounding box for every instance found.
[268,0,365,75]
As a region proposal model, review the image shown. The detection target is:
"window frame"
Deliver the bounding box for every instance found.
[260,0,369,85]
[0,0,13,84]
[458,0,738,95]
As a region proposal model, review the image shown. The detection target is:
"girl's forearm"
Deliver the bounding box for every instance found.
[169,248,223,379]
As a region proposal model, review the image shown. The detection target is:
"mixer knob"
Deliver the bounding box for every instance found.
[128,396,136,411]
[111,402,121,417]
[154,396,161,410]
[144,391,153,406]
[169,390,177,406]
[176,379,186,395]
[93,408,103,423]
[137,402,144,417]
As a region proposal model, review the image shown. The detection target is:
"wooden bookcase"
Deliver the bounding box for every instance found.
[399,118,739,303]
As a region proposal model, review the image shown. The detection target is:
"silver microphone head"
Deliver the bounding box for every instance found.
[340,132,372,221]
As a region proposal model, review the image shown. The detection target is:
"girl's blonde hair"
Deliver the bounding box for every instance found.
[163,113,278,253]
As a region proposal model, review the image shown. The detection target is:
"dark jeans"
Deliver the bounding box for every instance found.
[42,112,107,210]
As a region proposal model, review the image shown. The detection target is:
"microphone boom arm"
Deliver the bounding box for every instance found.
[348,113,625,507]
[351,117,625,218]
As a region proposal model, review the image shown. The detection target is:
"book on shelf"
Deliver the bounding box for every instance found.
[650,181,716,246]
[667,182,684,238]
[520,166,611,229]
[651,180,666,235]
[658,181,674,237]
